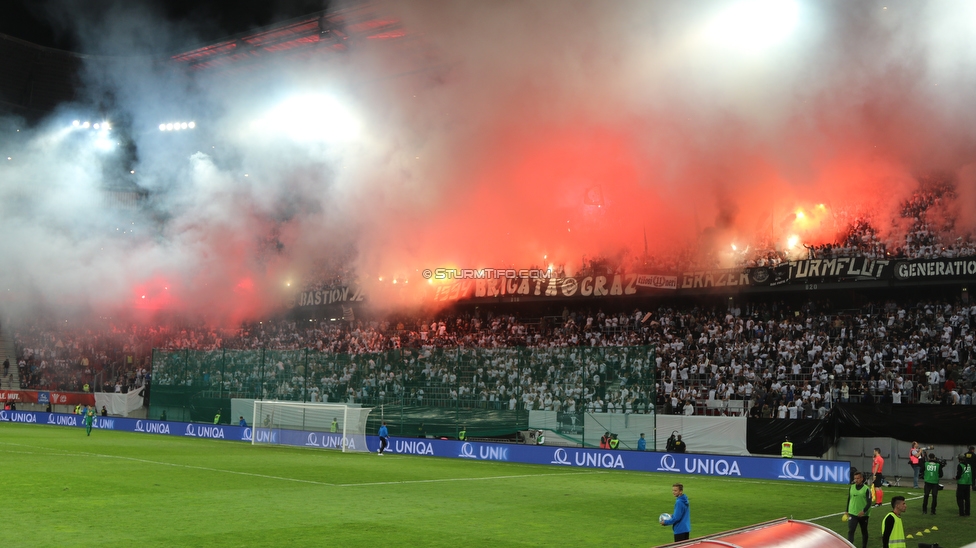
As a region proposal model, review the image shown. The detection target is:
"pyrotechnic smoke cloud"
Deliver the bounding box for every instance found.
[2,0,976,323]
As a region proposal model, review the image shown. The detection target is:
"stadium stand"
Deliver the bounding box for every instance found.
[10,293,976,421]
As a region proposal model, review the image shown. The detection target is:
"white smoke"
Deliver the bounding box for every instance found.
[2,0,976,323]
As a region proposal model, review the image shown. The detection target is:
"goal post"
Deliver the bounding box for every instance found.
[251,401,373,452]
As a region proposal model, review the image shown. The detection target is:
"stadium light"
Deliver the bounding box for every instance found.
[252,94,361,143]
[159,121,197,132]
[704,0,800,53]
[94,137,115,151]
[68,118,112,136]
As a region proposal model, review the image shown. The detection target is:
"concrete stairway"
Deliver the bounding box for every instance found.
[0,324,19,390]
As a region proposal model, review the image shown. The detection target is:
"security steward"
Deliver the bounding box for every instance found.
[781,437,794,459]
[608,434,620,449]
[880,496,907,548]
[458,426,466,441]
[956,447,973,517]
[673,435,687,453]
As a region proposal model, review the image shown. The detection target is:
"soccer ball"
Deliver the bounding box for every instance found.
[659,513,672,524]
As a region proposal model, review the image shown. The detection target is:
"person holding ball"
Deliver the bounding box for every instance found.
[660,483,691,542]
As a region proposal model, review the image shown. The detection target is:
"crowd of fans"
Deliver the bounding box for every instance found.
[8,180,976,417]
[10,295,976,420]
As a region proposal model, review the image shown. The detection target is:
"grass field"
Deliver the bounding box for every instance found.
[1,423,972,547]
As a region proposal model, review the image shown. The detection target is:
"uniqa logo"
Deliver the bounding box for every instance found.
[253,429,277,443]
[306,434,350,449]
[459,442,477,459]
[477,445,508,461]
[456,442,506,460]
[394,440,434,455]
[809,464,848,483]
[47,415,78,426]
[778,460,806,480]
[185,424,196,437]
[657,454,680,472]
[141,421,170,434]
[551,448,572,465]
[242,428,252,442]
[681,457,740,476]
[194,426,225,439]
[4,412,38,423]
[573,451,625,469]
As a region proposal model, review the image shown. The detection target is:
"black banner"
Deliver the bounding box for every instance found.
[297,286,365,307]
[789,257,892,282]
[430,273,676,303]
[420,257,976,304]
[746,417,833,457]
[827,403,976,445]
[894,258,976,281]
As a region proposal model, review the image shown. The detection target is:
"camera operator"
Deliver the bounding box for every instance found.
[909,442,923,490]
[666,431,678,452]
[956,446,974,517]
[922,452,945,515]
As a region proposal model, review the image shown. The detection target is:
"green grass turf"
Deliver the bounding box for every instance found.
[1,422,972,547]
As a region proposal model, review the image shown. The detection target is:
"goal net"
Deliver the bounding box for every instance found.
[251,401,373,452]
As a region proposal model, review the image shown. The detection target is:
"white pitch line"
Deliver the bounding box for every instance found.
[333,470,607,488]
[0,443,605,488]
[806,495,925,522]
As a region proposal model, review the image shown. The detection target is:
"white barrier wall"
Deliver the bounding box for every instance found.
[529,411,749,454]
[94,390,144,416]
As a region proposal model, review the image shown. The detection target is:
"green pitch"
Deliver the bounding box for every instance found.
[1,423,970,547]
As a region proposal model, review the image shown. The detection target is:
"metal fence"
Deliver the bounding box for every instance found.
[150,346,657,438]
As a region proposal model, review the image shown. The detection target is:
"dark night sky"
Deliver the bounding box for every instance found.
[0,0,329,53]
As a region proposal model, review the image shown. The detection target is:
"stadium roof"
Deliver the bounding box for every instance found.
[170,3,407,74]
[0,1,412,116]
[0,33,84,115]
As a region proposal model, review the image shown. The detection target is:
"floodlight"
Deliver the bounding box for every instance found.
[159,124,166,131]
[179,122,187,129]
[103,122,111,131]
[188,121,196,129]
[166,123,174,131]
[72,120,80,127]
[255,94,361,142]
[706,0,799,53]
[82,121,90,128]
[93,123,100,129]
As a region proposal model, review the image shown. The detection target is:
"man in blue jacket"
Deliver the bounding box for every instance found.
[377,421,389,455]
[661,483,691,542]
